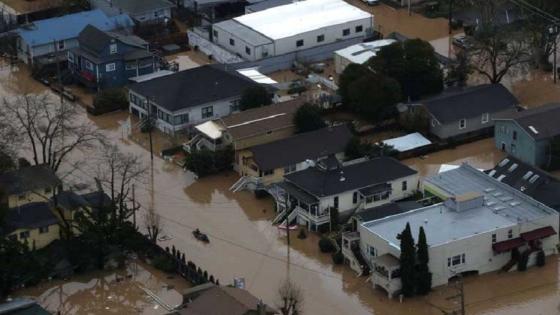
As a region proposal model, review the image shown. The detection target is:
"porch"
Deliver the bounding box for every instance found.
[342,232,369,276]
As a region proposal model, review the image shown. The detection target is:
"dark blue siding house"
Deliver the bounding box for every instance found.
[68,25,157,89]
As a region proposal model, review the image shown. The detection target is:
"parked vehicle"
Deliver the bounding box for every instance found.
[362,0,380,5]
[452,35,473,50]
[193,229,210,243]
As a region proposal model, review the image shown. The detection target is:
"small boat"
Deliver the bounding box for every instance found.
[193,229,209,243]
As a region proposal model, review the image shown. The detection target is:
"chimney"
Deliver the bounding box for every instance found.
[256,300,266,315]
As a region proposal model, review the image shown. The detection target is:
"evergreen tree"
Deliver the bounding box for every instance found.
[416,226,432,295]
[397,223,416,297]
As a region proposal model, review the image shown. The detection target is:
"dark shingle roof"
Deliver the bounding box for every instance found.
[249,125,352,170]
[3,202,58,235]
[110,0,174,15]
[285,157,417,197]
[246,0,292,12]
[129,65,260,112]
[176,286,275,315]
[79,25,114,53]
[501,103,560,140]
[488,156,560,211]
[355,201,421,223]
[422,84,518,124]
[0,165,61,195]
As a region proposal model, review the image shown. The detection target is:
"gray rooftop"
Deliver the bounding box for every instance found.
[214,19,272,46]
[363,164,557,250]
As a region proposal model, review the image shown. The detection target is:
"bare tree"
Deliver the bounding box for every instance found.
[94,144,146,224]
[468,0,531,83]
[276,279,303,315]
[0,94,104,173]
[144,208,163,243]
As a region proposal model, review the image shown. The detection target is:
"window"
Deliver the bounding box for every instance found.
[58,40,65,50]
[44,187,52,194]
[508,229,513,239]
[333,196,339,209]
[174,113,189,125]
[106,63,116,72]
[448,254,465,267]
[481,113,489,124]
[262,169,273,176]
[39,226,49,234]
[8,234,17,241]
[201,106,213,119]
[213,30,218,38]
[230,100,240,112]
[18,194,26,200]
[366,195,373,203]
[402,181,407,191]
[511,143,516,154]
[110,43,117,54]
[369,246,376,257]
[353,192,358,204]
[355,25,363,32]
[245,46,251,55]
[459,119,466,129]
[229,38,235,46]
[317,34,325,42]
[342,28,350,36]
[431,119,437,127]
[68,51,74,62]
[19,231,30,239]
[512,131,517,140]
[85,60,94,71]
[492,233,497,243]
[296,39,304,47]
[125,62,137,70]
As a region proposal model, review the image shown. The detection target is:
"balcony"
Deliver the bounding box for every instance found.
[371,254,402,298]
[296,205,330,225]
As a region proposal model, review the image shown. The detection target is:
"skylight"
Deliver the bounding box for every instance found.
[498,158,510,167]
[522,171,533,180]
[529,174,540,183]
[508,163,518,172]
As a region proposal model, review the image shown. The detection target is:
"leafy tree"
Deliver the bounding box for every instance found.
[345,74,402,122]
[522,0,560,68]
[276,279,303,315]
[293,104,326,133]
[345,137,397,160]
[397,223,416,297]
[447,50,471,86]
[339,63,373,105]
[92,88,129,115]
[239,86,272,110]
[415,226,432,295]
[368,39,443,100]
[184,146,234,177]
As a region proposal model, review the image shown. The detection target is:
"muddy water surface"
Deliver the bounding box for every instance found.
[2,59,560,315]
[15,261,189,315]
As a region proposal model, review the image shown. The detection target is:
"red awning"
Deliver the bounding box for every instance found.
[520,226,557,242]
[492,237,525,253]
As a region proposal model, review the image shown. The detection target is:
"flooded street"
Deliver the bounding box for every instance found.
[2,55,560,314]
[14,261,189,314]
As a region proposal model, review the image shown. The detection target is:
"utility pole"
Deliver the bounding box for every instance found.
[132,184,137,229]
[444,273,465,315]
[408,0,411,16]
[54,39,63,104]
[448,0,454,35]
[147,97,155,161]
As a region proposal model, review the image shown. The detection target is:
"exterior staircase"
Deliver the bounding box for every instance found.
[351,245,370,276]
[229,176,261,192]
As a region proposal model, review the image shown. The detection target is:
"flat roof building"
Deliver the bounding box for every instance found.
[350,163,559,298]
[212,0,373,61]
[334,39,396,74]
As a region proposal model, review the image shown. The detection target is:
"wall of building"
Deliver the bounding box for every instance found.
[430,108,516,140]
[8,224,60,249]
[211,23,274,61]
[230,126,295,152]
[8,189,56,208]
[18,38,79,64]
[494,120,548,167]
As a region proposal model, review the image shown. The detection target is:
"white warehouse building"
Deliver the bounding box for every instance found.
[211,0,373,61]
[343,164,559,298]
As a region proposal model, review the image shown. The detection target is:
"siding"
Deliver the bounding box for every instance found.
[494,120,541,166]
[431,108,516,140]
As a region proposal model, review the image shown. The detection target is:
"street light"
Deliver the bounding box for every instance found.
[549,25,559,84]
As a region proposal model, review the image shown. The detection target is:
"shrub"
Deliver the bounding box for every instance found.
[517,251,529,271]
[331,251,344,265]
[293,103,326,134]
[91,88,128,115]
[318,237,335,253]
[536,250,546,267]
[239,85,272,110]
[184,146,234,177]
[152,255,176,273]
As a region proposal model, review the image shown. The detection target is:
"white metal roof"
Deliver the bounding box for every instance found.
[237,68,278,84]
[382,132,431,152]
[335,39,397,64]
[195,120,225,140]
[129,70,174,83]
[234,0,372,41]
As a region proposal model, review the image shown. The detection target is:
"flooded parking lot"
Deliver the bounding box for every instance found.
[2,57,560,314]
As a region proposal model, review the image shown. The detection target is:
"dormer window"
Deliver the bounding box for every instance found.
[110,44,117,54]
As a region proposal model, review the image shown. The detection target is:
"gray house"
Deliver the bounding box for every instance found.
[494,103,560,168]
[406,84,519,140]
[89,0,174,24]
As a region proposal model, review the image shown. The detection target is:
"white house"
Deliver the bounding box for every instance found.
[333,39,396,74]
[15,10,133,65]
[128,65,265,135]
[272,157,419,232]
[344,164,559,298]
[211,0,373,61]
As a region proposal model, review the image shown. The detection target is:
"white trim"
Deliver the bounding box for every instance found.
[459,118,467,130]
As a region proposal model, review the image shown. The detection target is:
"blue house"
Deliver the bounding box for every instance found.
[494,103,560,168]
[69,25,157,89]
[15,9,133,65]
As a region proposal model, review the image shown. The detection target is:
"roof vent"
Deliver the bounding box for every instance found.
[529,126,539,134]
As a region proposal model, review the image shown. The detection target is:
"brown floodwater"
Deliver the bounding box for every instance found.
[14,261,189,315]
[2,58,560,315]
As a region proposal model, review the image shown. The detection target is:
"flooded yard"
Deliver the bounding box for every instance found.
[14,261,189,315]
[2,58,560,315]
